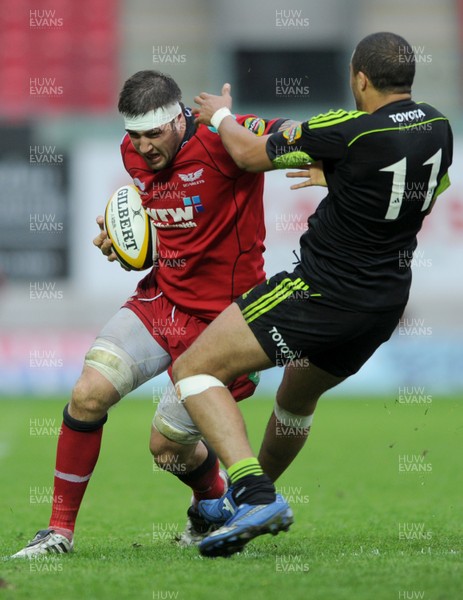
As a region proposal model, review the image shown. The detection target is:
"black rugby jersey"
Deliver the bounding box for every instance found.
[266,99,453,311]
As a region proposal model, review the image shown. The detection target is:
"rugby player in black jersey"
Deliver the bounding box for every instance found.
[171,32,453,558]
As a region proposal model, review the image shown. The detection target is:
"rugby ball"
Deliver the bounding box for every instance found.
[104,184,156,271]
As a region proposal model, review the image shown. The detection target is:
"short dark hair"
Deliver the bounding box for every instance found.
[118,70,182,117]
[352,32,415,93]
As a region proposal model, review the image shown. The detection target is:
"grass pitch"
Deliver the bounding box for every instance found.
[0,396,461,600]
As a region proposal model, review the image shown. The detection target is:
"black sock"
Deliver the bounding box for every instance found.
[231,474,276,506]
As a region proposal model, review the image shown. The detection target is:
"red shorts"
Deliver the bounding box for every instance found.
[124,276,257,402]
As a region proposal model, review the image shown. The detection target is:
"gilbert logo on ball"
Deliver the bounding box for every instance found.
[104,184,155,270]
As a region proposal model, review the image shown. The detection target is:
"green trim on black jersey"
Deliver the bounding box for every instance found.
[433,171,451,200]
[308,109,366,130]
[416,101,440,111]
[347,117,449,147]
[272,151,315,169]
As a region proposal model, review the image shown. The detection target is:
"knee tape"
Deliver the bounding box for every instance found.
[85,339,134,398]
[274,402,313,429]
[153,412,203,445]
[63,403,107,432]
[175,374,225,402]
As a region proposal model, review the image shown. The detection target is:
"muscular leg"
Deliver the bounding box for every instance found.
[48,366,121,535]
[172,302,318,554]
[150,379,227,504]
[150,429,226,500]
[48,309,171,539]
[173,303,343,480]
[173,303,274,468]
[258,363,344,482]
[69,364,120,421]
[150,427,207,473]
[12,307,188,557]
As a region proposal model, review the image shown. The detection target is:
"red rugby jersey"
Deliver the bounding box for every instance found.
[121,111,285,321]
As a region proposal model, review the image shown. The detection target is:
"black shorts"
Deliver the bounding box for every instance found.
[235,270,404,378]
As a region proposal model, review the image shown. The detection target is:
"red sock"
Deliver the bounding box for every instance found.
[176,444,225,502]
[49,422,103,532]
[191,458,225,502]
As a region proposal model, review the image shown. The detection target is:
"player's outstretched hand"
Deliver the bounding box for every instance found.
[194,83,232,126]
[286,161,327,190]
[93,216,129,269]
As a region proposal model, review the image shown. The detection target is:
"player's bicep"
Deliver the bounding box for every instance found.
[219,117,273,172]
[237,134,274,172]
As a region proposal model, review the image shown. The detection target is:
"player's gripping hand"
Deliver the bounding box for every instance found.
[286,161,327,190]
[194,83,233,126]
[93,216,130,270]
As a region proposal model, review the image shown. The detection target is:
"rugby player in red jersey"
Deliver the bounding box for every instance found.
[12,71,295,556]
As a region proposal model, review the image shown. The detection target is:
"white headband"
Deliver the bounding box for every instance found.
[123,102,182,131]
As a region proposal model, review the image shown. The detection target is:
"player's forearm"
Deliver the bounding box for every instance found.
[218,116,273,172]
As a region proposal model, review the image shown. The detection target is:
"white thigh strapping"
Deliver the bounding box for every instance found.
[85,307,171,397]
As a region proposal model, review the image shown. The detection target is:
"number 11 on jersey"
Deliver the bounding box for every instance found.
[381,149,442,220]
